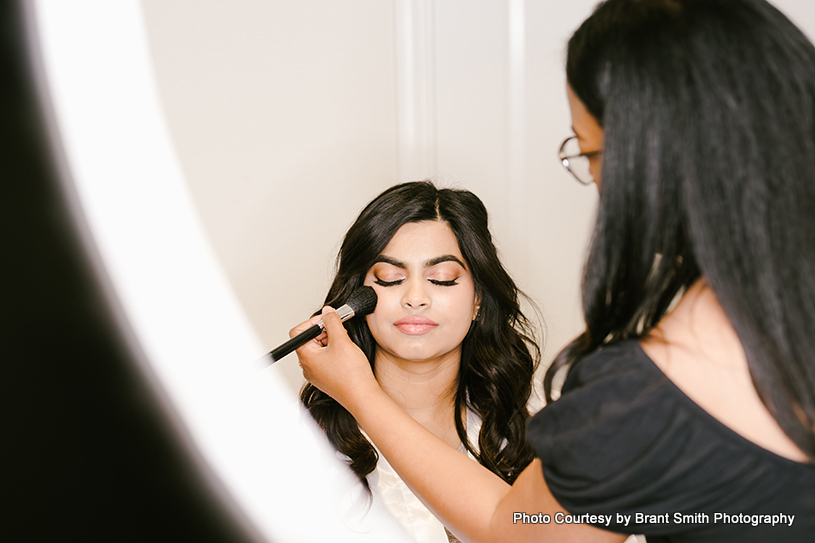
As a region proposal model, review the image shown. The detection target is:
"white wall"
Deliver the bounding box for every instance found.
[139,0,815,397]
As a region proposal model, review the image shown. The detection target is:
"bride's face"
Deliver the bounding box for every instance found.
[363,220,479,367]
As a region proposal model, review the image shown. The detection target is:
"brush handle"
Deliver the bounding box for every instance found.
[261,298,362,366]
[269,324,322,362]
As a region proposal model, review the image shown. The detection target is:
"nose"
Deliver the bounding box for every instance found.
[401,277,430,309]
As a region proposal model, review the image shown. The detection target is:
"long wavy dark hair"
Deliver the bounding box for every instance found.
[546,0,815,460]
[301,181,540,490]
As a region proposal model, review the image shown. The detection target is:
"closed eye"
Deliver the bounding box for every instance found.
[429,279,458,286]
[374,278,404,287]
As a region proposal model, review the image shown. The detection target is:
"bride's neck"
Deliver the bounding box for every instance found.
[373,349,462,448]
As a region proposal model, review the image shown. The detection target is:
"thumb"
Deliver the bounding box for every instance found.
[320,306,350,339]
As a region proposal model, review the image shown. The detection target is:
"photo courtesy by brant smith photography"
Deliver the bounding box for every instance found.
[512,511,798,529]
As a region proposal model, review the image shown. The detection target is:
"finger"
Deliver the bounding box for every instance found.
[320,306,350,339]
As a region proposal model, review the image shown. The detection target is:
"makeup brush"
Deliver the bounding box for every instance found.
[262,286,377,364]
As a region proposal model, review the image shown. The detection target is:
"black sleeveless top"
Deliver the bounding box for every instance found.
[526,340,815,542]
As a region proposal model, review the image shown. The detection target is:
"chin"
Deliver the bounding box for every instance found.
[383,341,461,364]
[389,347,439,361]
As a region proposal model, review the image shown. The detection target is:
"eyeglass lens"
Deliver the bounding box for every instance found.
[561,137,594,185]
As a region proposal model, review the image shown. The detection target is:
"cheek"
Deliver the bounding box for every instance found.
[589,157,602,186]
[364,287,397,332]
[437,288,477,326]
[364,311,387,351]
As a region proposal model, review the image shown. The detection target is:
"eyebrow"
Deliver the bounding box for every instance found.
[373,254,467,269]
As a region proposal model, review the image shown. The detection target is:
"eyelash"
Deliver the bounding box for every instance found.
[374,278,402,287]
[373,278,458,287]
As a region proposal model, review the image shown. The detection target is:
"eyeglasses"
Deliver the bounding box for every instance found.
[559,135,602,185]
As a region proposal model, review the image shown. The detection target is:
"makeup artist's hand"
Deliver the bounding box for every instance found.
[293,307,379,411]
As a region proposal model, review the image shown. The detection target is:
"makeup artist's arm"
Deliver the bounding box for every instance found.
[294,308,626,543]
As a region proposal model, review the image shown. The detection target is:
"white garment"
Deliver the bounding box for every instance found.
[349,392,546,542]
[366,412,481,543]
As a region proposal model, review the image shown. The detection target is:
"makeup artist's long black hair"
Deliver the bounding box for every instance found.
[546,0,815,460]
[301,181,540,490]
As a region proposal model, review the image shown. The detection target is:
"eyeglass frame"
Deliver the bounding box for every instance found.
[558,135,602,186]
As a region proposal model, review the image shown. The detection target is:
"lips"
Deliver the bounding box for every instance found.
[393,316,438,335]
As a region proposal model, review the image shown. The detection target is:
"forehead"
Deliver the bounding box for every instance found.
[567,84,603,144]
[380,220,464,261]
